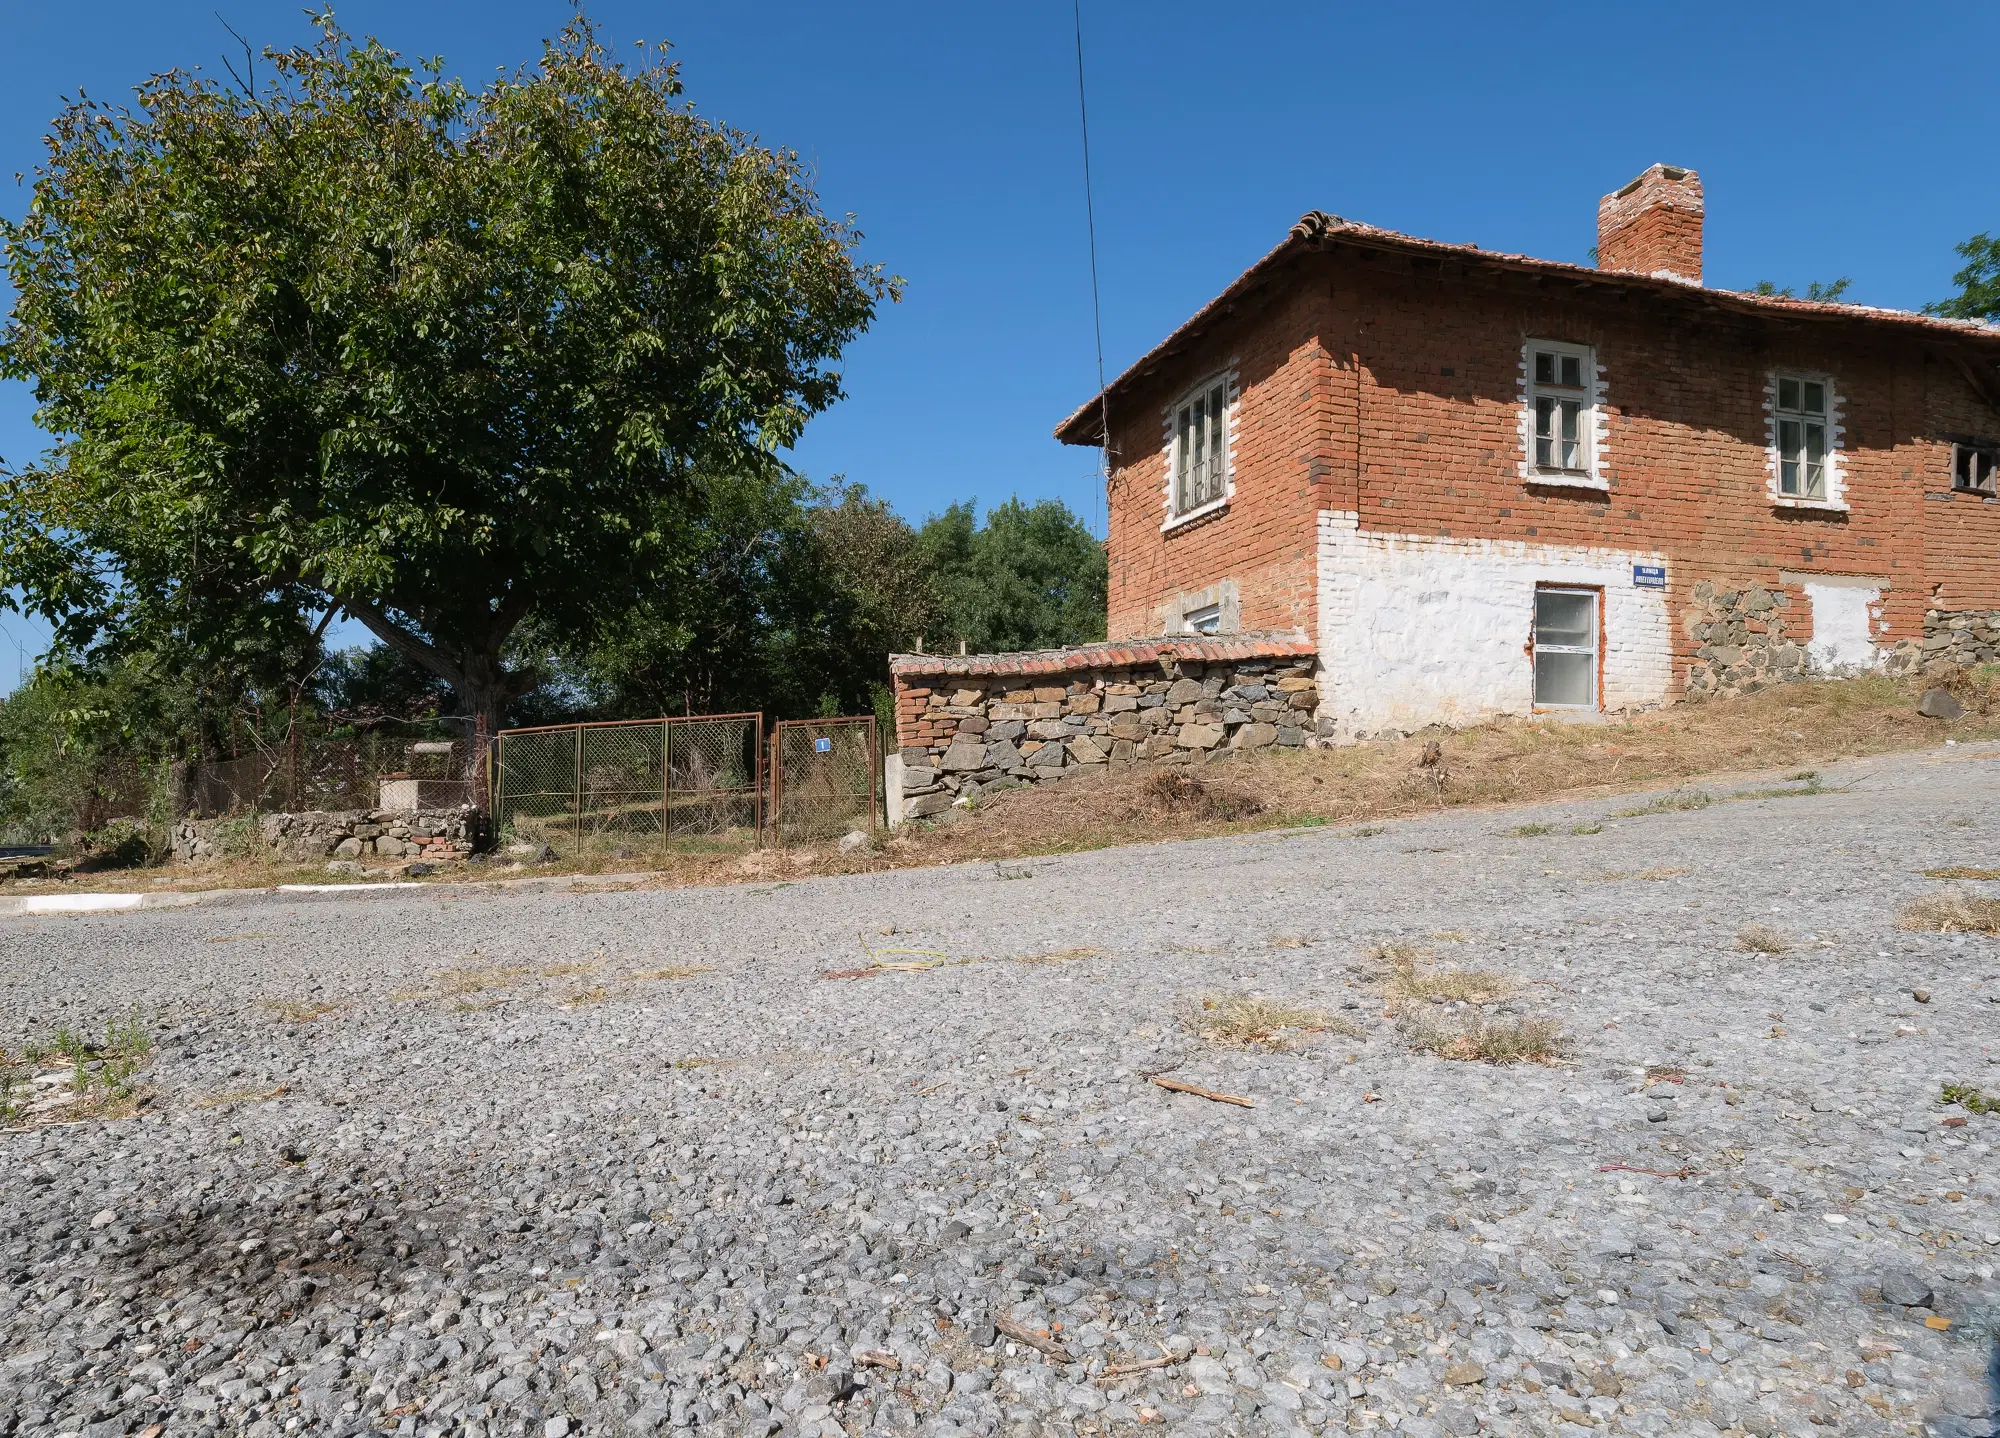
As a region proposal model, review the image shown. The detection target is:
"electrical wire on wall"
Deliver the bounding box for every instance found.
[1072,0,1112,542]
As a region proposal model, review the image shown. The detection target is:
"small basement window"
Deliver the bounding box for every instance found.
[1773,375,1830,500]
[1183,602,1222,635]
[1953,442,1998,496]
[1533,587,1599,710]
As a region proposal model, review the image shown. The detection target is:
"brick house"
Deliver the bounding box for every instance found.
[888,164,2000,812]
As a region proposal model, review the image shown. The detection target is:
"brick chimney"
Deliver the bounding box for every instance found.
[1596,164,1703,284]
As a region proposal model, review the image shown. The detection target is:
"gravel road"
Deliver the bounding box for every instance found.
[3,744,1999,1438]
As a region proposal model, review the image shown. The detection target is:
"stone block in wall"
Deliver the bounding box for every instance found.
[1176,723,1224,750]
[984,739,1024,769]
[1232,723,1278,749]
[1164,678,1204,707]
[940,737,987,771]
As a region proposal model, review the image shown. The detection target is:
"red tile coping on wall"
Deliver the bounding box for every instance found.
[888,632,1316,680]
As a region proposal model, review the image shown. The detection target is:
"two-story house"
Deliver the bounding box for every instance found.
[887,165,2000,810]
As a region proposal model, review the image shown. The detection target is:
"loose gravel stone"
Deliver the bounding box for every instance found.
[2,745,1998,1438]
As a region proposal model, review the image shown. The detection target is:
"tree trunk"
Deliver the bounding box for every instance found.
[339,598,536,737]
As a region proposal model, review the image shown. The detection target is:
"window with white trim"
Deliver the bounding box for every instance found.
[1532,587,1599,710]
[1953,442,1998,496]
[1183,602,1222,635]
[1525,341,1596,479]
[1773,375,1830,500]
[1171,376,1230,516]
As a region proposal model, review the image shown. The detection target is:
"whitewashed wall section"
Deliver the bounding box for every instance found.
[1315,511,1673,738]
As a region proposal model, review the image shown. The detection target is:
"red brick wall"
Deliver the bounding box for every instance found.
[1098,246,2000,693]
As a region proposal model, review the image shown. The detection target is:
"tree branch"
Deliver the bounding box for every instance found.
[337,596,468,691]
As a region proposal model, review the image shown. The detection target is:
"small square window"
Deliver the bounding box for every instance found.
[1184,602,1222,635]
[1772,374,1832,501]
[1525,341,1596,480]
[1954,442,1998,496]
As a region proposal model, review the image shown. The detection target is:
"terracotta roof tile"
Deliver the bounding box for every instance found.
[889,633,1315,679]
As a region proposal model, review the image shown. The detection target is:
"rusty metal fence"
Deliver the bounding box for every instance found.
[770,717,879,844]
[491,714,763,858]
[188,735,475,817]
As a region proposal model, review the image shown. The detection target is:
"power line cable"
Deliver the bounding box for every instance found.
[1072,0,1112,542]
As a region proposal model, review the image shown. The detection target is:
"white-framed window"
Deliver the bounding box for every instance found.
[1953,442,1998,496]
[1170,375,1231,519]
[1183,602,1222,635]
[1532,586,1599,710]
[1773,375,1831,500]
[1522,340,1600,483]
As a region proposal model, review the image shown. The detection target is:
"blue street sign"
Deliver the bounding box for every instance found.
[815,737,832,753]
[1632,564,1667,589]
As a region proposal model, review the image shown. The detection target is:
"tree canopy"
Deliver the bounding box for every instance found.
[918,496,1107,654]
[1926,234,2000,321]
[0,11,896,731]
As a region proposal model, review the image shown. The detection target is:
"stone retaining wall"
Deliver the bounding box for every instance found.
[175,806,483,865]
[891,637,1322,820]
[1682,581,1803,700]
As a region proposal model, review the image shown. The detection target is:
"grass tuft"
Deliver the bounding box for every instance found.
[1922,867,2000,881]
[1399,1012,1568,1064]
[1613,790,1715,817]
[1900,892,2000,934]
[1942,1082,1999,1116]
[630,964,715,982]
[1735,924,1792,954]
[1185,993,1355,1049]
[1128,769,1266,823]
[1506,823,1555,838]
[1373,943,1515,1006]
[262,999,343,1024]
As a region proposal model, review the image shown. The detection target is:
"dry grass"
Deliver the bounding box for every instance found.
[1600,866,1693,882]
[1922,867,2000,880]
[261,999,343,1024]
[1123,768,1266,823]
[389,958,535,1003]
[1900,892,2000,935]
[1736,924,1793,954]
[1399,1012,1569,1064]
[1185,993,1355,1049]
[1016,946,1103,965]
[629,964,715,982]
[1373,943,1516,1007]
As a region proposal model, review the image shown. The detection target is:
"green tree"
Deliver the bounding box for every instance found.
[0,12,895,733]
[918,497,1106,654]
[1925,234,2000,320]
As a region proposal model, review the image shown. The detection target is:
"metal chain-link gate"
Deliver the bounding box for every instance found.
[491,714,763,858]
[770,717,879,844]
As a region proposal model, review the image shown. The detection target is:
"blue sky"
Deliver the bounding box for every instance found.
[4,1,1996,682]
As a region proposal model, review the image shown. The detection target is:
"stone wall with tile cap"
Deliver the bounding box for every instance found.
[174,806,483,865]
[889,639,1322,819]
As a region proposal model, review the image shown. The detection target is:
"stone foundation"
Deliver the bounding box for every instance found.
[889,635,1321,820]
[175,806,483,865]
[1682,581,1804,700]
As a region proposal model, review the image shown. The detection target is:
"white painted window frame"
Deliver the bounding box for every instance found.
[1517,339,1608,491]
[1530,584,1602,712]
[1161,366,1238,531]
[1763,370,1848,511]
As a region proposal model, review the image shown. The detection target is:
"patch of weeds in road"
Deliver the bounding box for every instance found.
[1372,943,1515,1007]
[630,964,715,982]
[1185,993,1356,1049]
[261,998,343,1024]
[563,986,610,1007]
[1344,825,1387,838]
[1728,777,1833,801]
[1736,924,1793,955]
[1399,1011,1569,1065]
[1267,934,1313,949]
[995,863,1034,881]
[1922,867,2000,880]
[1900,892,2000,935]
[1016,946,1103,966]
[1506,823,1556,838]
[1430,930,1470,943]
[391,955,535,1003]
[1613,790,1716,818]
[1570,822,1604,835]
[1942,1083,1999,1116]
[2,1010,155,1125]
[1598,866,1693,882]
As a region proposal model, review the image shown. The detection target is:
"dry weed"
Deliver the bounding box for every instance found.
[261,999,343,1024]
[630,964,715,982]
[1736,924,1793,954]
[1600,866,1692,882]
[1016,946,1103,965]
[1126,769,1265,823]
[1373,943,1515,1007]
[1922,867,2000,880]
[1185,993,1354,1049]
[1900,892,2000,935]
[1399,1012,1568,1064]
[1266,934,1312,949]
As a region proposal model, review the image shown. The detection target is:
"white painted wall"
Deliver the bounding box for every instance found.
[1315,511,1674,738]
[1800,580,1882,673]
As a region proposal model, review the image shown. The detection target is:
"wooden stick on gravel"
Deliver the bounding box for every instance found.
[1099,1351,1185,1380]
[1151,1075,1254,1108]
[994,1314,1074,1364]
[854,1349,901,1371]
